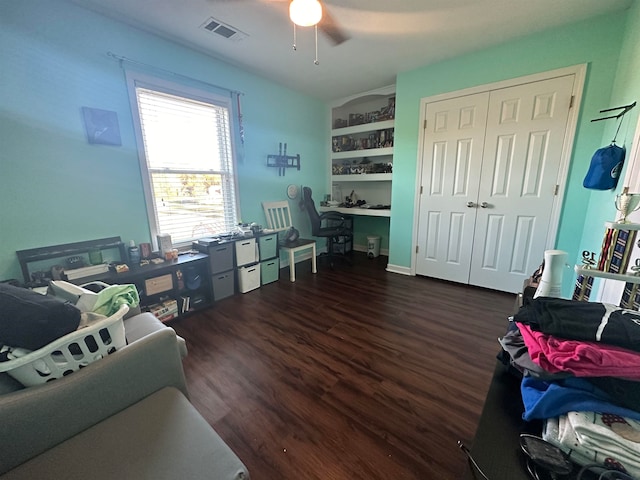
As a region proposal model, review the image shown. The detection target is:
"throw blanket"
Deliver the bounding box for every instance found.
[517,322,640,380]
[544,412,640,478]
[91,284,139,317]
[514,297,640,352]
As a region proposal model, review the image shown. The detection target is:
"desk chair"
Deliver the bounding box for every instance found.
[262,201,317,282]
[301,186,353,268]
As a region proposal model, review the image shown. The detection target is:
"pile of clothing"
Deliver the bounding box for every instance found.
[0,281,139,365]
[500,297,640,478]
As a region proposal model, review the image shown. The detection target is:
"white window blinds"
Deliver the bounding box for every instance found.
[134,86,238,244]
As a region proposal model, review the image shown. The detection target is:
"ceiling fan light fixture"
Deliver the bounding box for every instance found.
[289,0,322,27]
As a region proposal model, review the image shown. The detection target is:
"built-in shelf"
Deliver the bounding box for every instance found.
[331,147,393,161]
[332,173,392,182]
[331,119,395,136]
[319,206,391,218]
[574,265,640,284]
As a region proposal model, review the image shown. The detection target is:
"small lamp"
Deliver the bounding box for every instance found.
[289,0,322,27]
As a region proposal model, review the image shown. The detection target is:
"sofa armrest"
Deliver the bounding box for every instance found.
[124,312,188,358]
[0,328,188,475]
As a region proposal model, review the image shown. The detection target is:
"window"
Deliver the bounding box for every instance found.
[127,73,239,247]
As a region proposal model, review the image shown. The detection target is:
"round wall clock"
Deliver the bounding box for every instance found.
[287,184,299,199]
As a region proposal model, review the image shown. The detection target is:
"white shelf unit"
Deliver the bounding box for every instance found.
[330,85,395,208]
[331,147,394,161]
[332,173,392,183]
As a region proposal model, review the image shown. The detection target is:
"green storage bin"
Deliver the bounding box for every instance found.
[258,233,278,260]
[260,258,279,285]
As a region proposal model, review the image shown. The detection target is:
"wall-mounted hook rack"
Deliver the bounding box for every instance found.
[267,142,300,176]
[591,101,636,122]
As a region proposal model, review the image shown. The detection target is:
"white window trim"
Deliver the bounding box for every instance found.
[125,70,241,249]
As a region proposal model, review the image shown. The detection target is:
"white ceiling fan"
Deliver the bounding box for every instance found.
[211,0,350,46]
[289,0,349,46]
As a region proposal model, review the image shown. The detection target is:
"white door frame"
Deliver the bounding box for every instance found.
[410,64,587,276]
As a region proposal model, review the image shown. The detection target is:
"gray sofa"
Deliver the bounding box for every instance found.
[0,312,249,480]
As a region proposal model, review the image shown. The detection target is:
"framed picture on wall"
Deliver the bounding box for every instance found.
[81,107,122,146]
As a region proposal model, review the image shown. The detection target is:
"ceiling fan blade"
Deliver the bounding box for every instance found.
[319,7,350,46]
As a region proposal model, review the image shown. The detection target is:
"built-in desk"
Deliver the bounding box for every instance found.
[319,206,390,217]
[319,206,390,255]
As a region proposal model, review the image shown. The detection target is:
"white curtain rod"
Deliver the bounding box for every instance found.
[107,51,244,97]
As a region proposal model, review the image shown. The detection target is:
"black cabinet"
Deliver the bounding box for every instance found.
[16,237,212,322]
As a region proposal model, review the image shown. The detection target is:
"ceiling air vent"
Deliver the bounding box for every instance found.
[200,17,248,42]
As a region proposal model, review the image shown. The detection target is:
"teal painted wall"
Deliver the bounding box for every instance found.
[390,12,628,295]
[3,0,638,294]
[0,0,327,281]
[576,0,640,298]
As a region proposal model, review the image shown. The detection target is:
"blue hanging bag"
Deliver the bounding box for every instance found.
[583,144,626,190]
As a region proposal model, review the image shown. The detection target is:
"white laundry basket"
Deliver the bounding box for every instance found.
[0,304,129,386]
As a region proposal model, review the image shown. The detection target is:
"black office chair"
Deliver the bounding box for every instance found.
[302,186,353,267]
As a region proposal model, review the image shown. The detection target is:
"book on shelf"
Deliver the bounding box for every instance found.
[180,295,190,313]
[158,311,179,322]
[148,298,179,320]
[64,263,109,280]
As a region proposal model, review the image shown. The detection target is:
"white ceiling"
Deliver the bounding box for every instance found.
[70,0,633,101]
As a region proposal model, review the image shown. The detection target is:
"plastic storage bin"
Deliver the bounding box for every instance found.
[261,258,279,285]
[208,243,234,274]
[235,238,258,267]
[212,270,235,301]
[238,264,261,293]
[258,234,278,260]
[0,304,129,386]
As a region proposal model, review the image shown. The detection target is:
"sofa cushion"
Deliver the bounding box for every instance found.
[1,387,248,480]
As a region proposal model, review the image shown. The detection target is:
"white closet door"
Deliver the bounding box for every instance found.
[415,92,490,283]
[469,75,575,292]
[415,74,575,292]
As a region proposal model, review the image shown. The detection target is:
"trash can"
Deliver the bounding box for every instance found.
[367,235,381,258]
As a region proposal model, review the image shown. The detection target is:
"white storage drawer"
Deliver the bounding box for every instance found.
[235,238,258,267]
[238,264,261,293]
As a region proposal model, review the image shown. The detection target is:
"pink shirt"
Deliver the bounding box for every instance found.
[517,322,640,380]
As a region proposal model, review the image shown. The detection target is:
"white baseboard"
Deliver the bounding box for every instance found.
[386,264,412,275]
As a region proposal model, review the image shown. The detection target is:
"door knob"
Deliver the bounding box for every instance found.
[467,201,477,208]
[480,202,490,208]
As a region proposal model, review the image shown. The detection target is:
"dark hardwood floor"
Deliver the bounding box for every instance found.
[171,253,515,479]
